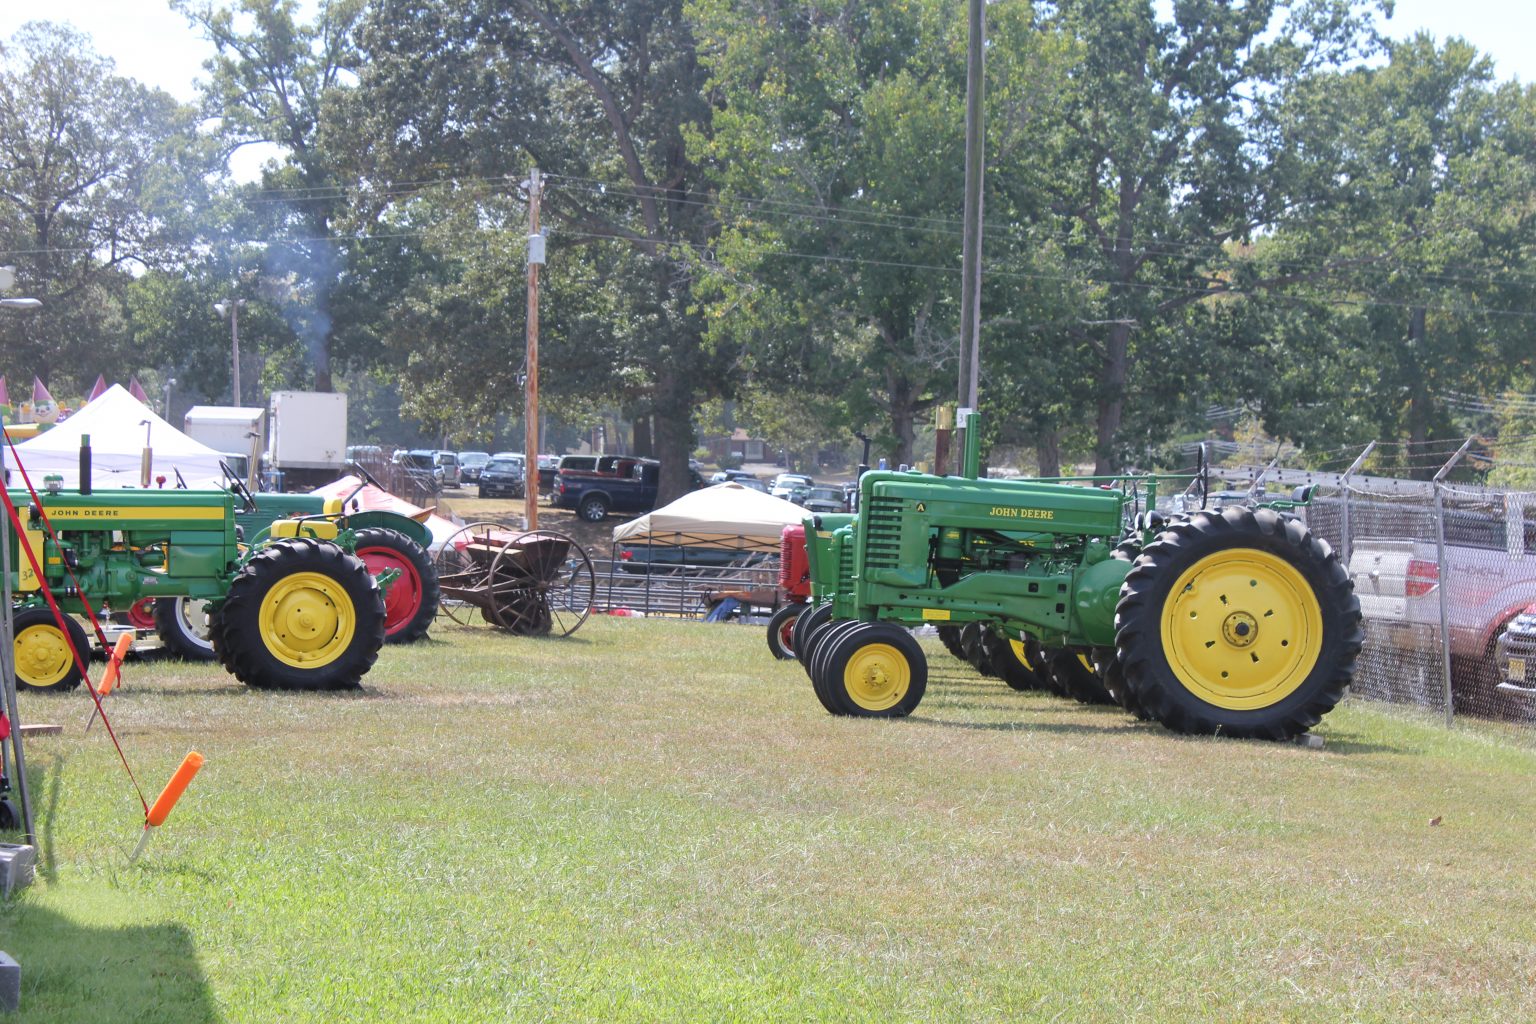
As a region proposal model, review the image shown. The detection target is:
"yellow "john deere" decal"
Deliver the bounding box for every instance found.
[42,506,226,522]
[990,506,1054,521]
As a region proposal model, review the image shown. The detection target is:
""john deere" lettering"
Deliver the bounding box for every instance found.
[990,506,1054,520]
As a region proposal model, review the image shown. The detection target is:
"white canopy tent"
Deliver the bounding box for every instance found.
[611,482,809,551]
[8,384,228,489]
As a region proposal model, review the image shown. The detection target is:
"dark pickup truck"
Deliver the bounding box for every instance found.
[552,458,702,521]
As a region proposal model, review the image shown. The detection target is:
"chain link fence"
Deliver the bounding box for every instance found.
[1206,439,1536,739]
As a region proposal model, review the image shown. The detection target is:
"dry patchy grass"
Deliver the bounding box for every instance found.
[4,615,1536,1022]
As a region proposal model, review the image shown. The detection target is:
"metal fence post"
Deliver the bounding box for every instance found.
[1339,442,1376,566]
[1432,437,1476,728]
[1433,482,1454,727]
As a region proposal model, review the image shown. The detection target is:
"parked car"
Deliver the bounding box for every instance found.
[1347,500,1536,709]
[735,478,770,494]
[477,456,526,498]
[802,485,847,514]
[710,468,759,485]
[396,449,443,493]
[771,473,814,503]
[435,450,462,487]
[458,451,491,483]
[553,459,703,521]
[1495,605,1536,695]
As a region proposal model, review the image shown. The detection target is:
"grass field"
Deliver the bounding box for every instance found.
[4,615,1536,1022]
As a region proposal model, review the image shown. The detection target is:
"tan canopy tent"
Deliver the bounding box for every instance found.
[611,482,809,551]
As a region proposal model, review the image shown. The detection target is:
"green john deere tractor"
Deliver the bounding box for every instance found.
[6,477,415,692]
[794,416,1362,740]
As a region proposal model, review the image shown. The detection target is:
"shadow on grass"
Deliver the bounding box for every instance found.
[2,903,221,1023]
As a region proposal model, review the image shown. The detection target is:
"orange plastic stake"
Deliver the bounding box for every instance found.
[146,751,205,827]
[98,632,134,695]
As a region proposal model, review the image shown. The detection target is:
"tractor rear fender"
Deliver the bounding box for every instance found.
[342,510,432,550]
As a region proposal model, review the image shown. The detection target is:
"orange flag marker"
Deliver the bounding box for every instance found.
[130,751,205,863]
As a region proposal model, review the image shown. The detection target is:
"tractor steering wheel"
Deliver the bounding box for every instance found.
[221,460,258,513]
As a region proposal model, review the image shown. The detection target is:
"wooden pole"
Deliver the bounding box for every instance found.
[524,169,543,530]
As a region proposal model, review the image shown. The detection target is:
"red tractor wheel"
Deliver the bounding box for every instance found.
[353,528,440,644]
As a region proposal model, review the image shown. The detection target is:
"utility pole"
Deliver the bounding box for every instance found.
[524,168,544,530]
[955,0,985,470]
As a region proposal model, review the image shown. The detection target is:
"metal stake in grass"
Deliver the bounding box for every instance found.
[129,751,204,865]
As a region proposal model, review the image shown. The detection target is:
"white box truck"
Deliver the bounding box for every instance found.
[184,405,266,490]
[267,390,348,490]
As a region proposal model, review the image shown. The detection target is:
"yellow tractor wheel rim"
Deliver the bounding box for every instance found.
[1159,548,1322,710]
[15,623,73,687]
[843,642,910,712]
[258,572,356,669]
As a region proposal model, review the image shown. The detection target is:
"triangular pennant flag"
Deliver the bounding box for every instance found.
[88,374,108,402]
[128,377,149,403]
[31,376,58,424]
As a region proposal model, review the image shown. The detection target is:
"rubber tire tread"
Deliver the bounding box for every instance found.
[154,597,218,661]
[794,603,836,670]
[765,602,805,660]
[353,527,440,644]
[215,538,386,691]
[809,620,869,715]
[821,623,927,717]
[12,606,89,692]
[1114,506,1362,739]
[1048,648,1115,705]
[937,625,966,660]
[959,622,997,677]
[982,629,1045,691]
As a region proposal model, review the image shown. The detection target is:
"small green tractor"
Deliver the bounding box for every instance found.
[7,474,432,692]
[794,420,1362,740]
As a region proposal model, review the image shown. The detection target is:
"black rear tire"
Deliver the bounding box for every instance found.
[1115,507,1361,739]
[214,538,386,691]
[154,597,218,661]
[937,625,966,660]
[984,631,1047,691]
[1048,648,1115,705]
[959,622,997,677]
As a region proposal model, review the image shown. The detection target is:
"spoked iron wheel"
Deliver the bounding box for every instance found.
[487,531,595,637]
[435,522,510,626]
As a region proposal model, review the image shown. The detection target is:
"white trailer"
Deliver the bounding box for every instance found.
[184,405,266,489]
[268,390,348,489]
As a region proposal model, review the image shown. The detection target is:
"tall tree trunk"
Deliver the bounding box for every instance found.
[632,414,653,457]
[653,371,697,505]
[1037,428,1061,478]
[1093,319,1133,475]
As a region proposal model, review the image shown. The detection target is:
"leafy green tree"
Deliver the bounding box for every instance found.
[1017,0,1388,473]
[352,0,732,501]
[174,0,369,392]
[0,22,202,391]
[1233,34,1536,471]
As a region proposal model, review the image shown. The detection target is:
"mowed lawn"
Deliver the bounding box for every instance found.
[5,616,1536,1023]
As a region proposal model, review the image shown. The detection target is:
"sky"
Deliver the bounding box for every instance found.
[4,0,1536,99]
[1,0,1534,170]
